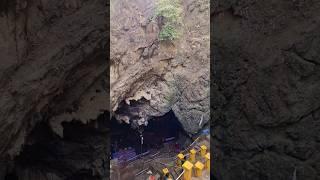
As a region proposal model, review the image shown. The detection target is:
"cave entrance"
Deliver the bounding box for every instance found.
[110,110,189,161]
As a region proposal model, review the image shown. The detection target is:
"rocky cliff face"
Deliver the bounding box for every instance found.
[212,0,320,179]
[0,0,209,179]
[110,0,210,134]
[0,0,108,179]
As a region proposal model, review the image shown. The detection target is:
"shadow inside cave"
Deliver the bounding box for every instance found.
[4,112,110,180]
[110,110,190,161]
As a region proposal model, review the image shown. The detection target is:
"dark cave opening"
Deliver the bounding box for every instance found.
[5,112,110,180]
[111,110,190,160]
[4,173,18,180]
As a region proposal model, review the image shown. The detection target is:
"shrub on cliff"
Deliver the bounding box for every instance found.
[154,0,183,41]
[159,24,180,41]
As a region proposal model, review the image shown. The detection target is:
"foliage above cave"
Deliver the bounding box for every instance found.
[159,24,180,41]
[154,0,183,41]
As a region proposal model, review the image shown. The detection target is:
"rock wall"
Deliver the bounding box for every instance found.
[212,0,320,179]
[110,0,210,134]
[0,0,108,179]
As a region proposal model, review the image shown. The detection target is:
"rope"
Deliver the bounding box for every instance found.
[175,170,185,180]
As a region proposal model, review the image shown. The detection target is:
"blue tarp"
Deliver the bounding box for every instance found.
[112,148,136,161]
[201,128,210,135]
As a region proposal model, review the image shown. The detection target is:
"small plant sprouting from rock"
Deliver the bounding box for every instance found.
[154,0,183,41]
[159,24,179,41]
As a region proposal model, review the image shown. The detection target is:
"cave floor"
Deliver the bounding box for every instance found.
[110,134,210,180]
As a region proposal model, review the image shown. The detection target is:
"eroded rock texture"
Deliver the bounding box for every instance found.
[110,0,210,134]
[0,0,108,179]
[212,0,320,179]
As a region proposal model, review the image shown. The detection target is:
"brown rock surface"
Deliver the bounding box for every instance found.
[212,0,320,179]
[0,0,108,179]
[0,0,210,179]
[110,0,210,134]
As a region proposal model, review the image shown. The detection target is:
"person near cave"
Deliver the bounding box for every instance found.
[140,133,144,154]
[138,126,144,154]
